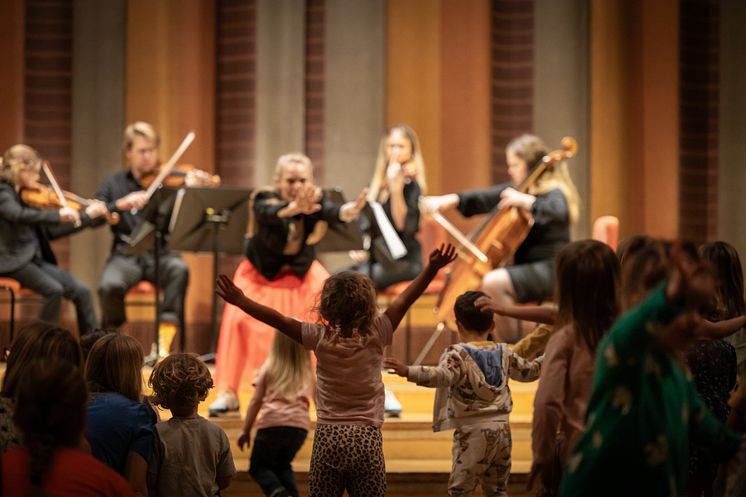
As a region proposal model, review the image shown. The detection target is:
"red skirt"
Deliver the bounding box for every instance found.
[213,258,328,392]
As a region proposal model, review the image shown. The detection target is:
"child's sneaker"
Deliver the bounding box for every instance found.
[208,390,239,417]
[384,388,402,417]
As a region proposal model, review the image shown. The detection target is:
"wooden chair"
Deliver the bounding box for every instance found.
[0,277,44,356]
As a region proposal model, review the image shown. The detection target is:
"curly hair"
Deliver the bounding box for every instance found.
[148,353,213,410]
[316,271,377,336]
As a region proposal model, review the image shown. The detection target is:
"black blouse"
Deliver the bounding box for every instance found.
[456,182,570,264]
[245,189,343,280]
[380,180,422,264]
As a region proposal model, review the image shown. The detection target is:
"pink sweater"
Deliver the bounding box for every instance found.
[250,369,313,431]
[532,324,596,465]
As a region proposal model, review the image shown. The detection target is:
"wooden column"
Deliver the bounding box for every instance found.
[0,0,25,149]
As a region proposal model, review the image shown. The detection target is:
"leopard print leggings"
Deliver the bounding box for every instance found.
[308,423,386,497]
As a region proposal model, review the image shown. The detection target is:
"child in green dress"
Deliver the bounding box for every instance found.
[559,243,745,497]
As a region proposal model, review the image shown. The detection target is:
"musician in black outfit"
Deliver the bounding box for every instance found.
[0,145,108,334]
[347,124,428,290]
[422,134,580,341]
[95,122,188,355]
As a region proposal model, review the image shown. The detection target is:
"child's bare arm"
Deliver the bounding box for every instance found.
[238,379,266,451]
[385,244,456,330]
[475,296,557,325]
[698,316,746,340]
[216,274,302,343]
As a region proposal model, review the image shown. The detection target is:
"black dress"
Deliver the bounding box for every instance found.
[352,180,422,290]
[457,183,570,302]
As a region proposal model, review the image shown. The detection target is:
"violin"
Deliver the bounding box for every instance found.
[139,164,220,189]
[432,137,578,332]
[20,181,120,225]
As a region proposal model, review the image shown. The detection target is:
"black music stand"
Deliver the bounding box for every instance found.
[125,187,179,360]
[315,188,366,255]
[168,186,252,362]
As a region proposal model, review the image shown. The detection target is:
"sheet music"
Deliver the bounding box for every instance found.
[369,201,407,260]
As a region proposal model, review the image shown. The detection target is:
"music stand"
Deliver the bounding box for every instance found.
[168,186,252,362]
[125,187,179,358]
[314,188,366,254]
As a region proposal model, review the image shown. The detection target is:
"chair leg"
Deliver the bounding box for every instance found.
[1,286,15,357]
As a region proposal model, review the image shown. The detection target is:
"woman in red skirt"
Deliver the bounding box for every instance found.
[209,153,366,415]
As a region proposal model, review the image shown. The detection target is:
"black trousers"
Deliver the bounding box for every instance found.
[98,253,188,328]
[249,426,308,497]
[2,258,97,334]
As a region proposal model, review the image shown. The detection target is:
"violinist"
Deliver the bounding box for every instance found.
[345,124,428,290]
[0,145,107,334]
[422,134,580,342]
[95,121,189,355]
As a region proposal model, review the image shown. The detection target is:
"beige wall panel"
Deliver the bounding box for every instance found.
[387,0,442,194]
[126,0,216,325]
[719,0,746,255]
[535,0,590,238]
[71,0,126,314]
[255,0,305,187]
[324,0,385,197]
[640,0,678,238]
[440,0,491,197]
[0,0,24,148]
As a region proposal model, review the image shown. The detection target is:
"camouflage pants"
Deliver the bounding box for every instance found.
[449,420,511,497]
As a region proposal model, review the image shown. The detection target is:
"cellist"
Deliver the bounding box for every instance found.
[422,134,579,341]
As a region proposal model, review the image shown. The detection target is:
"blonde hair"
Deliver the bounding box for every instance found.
[123,121,160,151]
[368,124,428,202]
[262,331,313,400]
[85,334,144,402]
[149,353,213,409]
[1,144,41,184]
[273,152,313,183]
[507,134,580,224]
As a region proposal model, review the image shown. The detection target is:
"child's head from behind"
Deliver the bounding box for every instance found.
[149,353,213,414]
[85,334,144,402]
[556,239,620,352]
[264,331,312,400]
[2,321,82,398]
[617,235,668,310]
[317,271,377,336]
[699,241,745,320]
[454,291,494,340]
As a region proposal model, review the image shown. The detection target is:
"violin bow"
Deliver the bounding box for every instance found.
[41,161,69,209]
[141,131,197,204]
[427,210,489,264]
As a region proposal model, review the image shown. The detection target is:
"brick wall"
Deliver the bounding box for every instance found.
[304,0,325,181]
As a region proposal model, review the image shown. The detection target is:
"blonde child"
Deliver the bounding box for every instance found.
[210,152,366,415]
[217,243,456,497]
[239,331,314,497]
[384,290,543,496]
[148,353,236,496]
[530,240,621,496]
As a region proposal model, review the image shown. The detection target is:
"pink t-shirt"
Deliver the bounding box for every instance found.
[253,369,313,431]
[301,314,394,427]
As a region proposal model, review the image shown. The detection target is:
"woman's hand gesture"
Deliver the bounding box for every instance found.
[216,274,247,308]
[427,243,457,271]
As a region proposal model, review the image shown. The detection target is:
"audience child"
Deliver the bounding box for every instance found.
[85,334,156,497]
[559,243,745,497]
[3,360,135,496]
[147,353,235,496]
[217,243,456,497]
[1,359,135,496]
[384,290,543,497]
[239,331,314,497]
[530,240,621,496]
[0,321,83,453]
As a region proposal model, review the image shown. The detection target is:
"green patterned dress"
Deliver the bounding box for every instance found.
[559,284,742,497]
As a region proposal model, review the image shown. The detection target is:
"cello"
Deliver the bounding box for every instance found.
[415,137,577,363]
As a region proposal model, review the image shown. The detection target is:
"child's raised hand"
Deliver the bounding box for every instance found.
[216,274,247,307]
[428,243,457,271]
[237,431,251,451]
[475,295,504,315]
[383,357,408,377]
